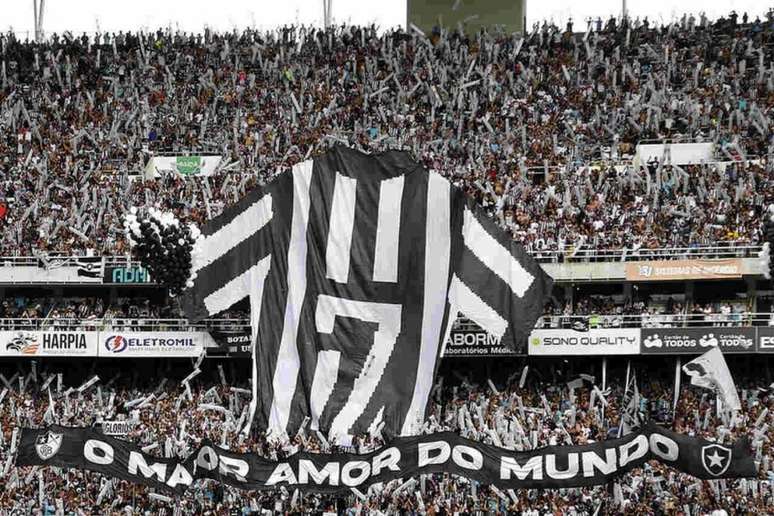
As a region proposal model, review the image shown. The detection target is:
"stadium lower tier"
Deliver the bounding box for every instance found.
[0,358,771,514]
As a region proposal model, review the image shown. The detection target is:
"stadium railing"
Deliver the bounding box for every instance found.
[1,313,772,331]
[457,312,773,330]
[0,244,760,268]
[636,136,712,145]
[0,318,248,332]
[524,244,762,263]
[147,147,222,157]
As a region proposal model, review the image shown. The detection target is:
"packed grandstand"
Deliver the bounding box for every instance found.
[1,5,774,515]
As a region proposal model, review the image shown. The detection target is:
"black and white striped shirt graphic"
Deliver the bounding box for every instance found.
[182,146,552,439]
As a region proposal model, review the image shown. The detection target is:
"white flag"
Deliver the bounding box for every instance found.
[618,370,641,437]
[683,347,741,411]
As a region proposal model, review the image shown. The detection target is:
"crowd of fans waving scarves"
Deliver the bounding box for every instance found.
[0,361,771,514]
[0,11,773,257]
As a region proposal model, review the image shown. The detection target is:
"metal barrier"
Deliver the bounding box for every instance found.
[637,137,711,145]
[452,312,772,331]
[1,244,764,268]
[0,256,138,268]
[147,149,222,157]
[0,257,41,266]
[528,244,762,263]
[1,313,772,332]
[0,318,249,332]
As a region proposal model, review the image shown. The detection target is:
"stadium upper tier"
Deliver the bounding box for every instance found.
[0,13,772,257]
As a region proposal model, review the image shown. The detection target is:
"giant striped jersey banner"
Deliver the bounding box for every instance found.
[181,146,552,440]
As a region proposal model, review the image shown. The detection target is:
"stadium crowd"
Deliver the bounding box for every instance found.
[0,361,771,514]
[0,10,773,257]
[1,6,774,515]
[0,292,761,331]
[537,298,754,329]
[0,294,248,332]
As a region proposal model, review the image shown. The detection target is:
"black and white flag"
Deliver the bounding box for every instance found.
[181,147,552,439]
[683,347,741,412]
[618,371,642,437]
[76,257,103,279]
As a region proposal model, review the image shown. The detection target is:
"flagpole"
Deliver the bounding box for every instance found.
[623,360,630,397]
[618,360,632,439]
[600,357,608,426]
[673,358,681,424]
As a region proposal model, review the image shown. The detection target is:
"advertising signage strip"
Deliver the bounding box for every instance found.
[100,332,204,358]
[625,259,743,281]
[640,328,756,354]
[3,328,772,357]
[103,266,153,284]
[206,330,252,357]
[442,331,517,357]
[0,331,99,357]
[0,331,208,358]
[756,327,774,353]
[528,328,640,356]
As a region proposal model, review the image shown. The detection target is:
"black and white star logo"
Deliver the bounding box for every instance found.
[701,444,732,476]
[35,430,63,461]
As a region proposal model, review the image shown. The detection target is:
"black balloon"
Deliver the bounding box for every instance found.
[127,212,196,296]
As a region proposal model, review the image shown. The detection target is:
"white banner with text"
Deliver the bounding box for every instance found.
[0,331,99,357]
[528,328,641,356]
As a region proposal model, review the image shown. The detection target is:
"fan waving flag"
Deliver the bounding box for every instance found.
[181,146,552,440]
[683,347,741,412]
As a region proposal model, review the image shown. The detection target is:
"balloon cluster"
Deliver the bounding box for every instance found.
[123,207,202,296]
[760,205,774,280]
